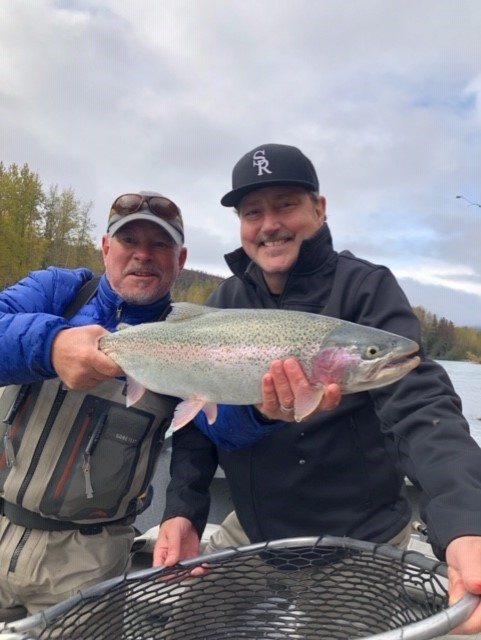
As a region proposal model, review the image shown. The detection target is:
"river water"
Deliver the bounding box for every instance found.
[437,359,481,445]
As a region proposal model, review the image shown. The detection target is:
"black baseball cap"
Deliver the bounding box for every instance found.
[221,143,319,207]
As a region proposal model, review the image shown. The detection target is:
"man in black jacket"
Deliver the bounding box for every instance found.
[156,144,481,634]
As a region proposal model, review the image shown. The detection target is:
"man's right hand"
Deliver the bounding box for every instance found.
[52,326,123,389]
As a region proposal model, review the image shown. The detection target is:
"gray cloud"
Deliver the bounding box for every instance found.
[399,278,481,328]
[1,0,480,325]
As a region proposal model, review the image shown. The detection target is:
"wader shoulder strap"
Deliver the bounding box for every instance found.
[62,275,101,320]
[0,276,101,434]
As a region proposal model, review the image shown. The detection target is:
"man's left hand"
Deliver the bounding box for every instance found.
[154,517,200,567]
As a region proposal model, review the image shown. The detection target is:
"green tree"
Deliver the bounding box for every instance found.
[71,200,104,273]
[41,185,103,273]
[172,269,224,303]
[1,162,103,283]
[177,281,219,303]
[433,317,456,358]
[413,306,481,361]
[0,162,44,287]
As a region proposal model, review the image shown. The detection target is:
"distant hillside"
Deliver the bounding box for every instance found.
[172,268,225,304]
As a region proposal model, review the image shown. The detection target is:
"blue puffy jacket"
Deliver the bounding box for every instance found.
[0,266,216,534]
[0,266,172,385]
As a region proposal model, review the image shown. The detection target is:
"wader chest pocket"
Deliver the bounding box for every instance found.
[40,397,154,520]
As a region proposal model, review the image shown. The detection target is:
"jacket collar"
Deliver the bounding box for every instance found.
[98,274,172,323]
[224,223,335,282]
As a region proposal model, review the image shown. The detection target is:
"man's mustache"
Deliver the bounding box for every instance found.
[255,232,293,246]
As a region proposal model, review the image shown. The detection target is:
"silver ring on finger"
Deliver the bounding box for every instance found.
[280,404,295,415]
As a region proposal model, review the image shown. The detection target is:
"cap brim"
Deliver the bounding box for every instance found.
[108,213,183,245]
[221,179,317,207]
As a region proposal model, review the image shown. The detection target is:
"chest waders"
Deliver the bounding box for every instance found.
[0,277,178,533]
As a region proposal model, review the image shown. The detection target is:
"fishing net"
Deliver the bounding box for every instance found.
[2,536,477,640]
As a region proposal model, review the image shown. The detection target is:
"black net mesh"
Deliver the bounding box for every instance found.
[3,537,465,640]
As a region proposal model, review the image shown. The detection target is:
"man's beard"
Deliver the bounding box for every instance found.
[118,266,165,306]
[120,287,163,306]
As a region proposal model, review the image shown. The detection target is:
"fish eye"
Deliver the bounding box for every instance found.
[365,345,380,359]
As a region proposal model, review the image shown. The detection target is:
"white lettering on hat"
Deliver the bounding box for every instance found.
[253,150,273,176]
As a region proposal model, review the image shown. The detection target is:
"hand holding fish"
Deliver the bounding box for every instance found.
[52,325,123,389]
[256,358,342,421]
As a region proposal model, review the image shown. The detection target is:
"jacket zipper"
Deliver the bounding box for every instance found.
[82,412,108,499]
[136,419,169,501]
[8,528,31,573]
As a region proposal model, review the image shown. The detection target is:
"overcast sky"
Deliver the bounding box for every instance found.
[1,0,480,326]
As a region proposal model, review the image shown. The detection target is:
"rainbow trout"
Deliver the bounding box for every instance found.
[99,302,420,429]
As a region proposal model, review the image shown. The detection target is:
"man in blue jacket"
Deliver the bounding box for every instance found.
[0,191,217,619]
[156,144,481,635]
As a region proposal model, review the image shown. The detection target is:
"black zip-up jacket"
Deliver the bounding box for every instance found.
[204,224,481,559]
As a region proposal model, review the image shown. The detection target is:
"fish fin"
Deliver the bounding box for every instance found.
[294,386,325,423]
[202,402,218,425]
[125,376,146,407]
[171,397,208,430]
[166,302,221,323]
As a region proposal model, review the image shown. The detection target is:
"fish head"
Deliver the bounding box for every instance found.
[311,324,420,394]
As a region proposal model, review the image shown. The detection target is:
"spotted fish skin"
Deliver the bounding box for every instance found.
[99,302,420,429]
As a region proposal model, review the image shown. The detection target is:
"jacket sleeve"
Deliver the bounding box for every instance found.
[161,422,219,536]
[194,405,286,450]
[0,267,94,384]
[349,265,481,559]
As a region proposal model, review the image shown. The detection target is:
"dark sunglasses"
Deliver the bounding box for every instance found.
[109,194,183,225]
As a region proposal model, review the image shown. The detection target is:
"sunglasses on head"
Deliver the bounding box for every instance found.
[109,194,183,224]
